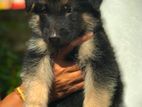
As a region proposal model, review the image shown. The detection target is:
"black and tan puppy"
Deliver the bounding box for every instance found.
[21,0,123,107]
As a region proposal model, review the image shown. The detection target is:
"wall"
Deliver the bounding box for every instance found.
[101,0,142,106]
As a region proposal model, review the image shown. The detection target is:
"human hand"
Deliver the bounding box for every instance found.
[50,32,93,101]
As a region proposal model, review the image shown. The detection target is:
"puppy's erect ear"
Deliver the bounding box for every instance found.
[25,0,36,12]
[88,0,103,11]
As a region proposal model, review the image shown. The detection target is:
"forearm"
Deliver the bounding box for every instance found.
[0,90,23,107]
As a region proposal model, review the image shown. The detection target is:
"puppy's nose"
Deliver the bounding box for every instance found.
[49,32,59,38]
[49,33,60,43]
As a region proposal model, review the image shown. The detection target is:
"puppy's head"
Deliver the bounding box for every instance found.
[26,0,102,47]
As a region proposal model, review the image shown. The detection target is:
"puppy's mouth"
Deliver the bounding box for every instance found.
[48,38,69,48]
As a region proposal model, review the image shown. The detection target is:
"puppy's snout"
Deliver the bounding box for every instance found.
[49,33,60,44]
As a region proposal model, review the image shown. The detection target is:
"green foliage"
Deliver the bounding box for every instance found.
[0,41,21,97]
[0,10,30,98]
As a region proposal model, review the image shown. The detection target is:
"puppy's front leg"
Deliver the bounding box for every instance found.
[79,36,117,107]
[83,64,114,107]
[21,38,53,107]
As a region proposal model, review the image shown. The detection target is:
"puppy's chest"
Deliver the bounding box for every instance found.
[51,46,79,62]
[65,47,79,62]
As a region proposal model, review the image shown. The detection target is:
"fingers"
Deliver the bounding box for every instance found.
[55,69,83,86]
[51,64,84,101]
[64,64,80,73]
[53,63,80,76]
[68,70,83,80]
[59,32,94,59]
[66,82,84,94]
[52,65,84,101]
[54,70,84,92]
[53,82,84,100]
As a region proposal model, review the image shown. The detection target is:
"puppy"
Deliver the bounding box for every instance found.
[21,0,123,107]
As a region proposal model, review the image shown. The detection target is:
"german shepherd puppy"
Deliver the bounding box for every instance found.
[21,0,123,107]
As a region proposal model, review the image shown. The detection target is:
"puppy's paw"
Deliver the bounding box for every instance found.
[83,99,95,107]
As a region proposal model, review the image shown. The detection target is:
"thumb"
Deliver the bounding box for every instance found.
[60,32,94,58]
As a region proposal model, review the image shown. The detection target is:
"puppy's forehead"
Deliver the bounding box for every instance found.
[45,0,71,5]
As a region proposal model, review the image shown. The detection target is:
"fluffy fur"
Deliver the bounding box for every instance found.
[21,0,123,107]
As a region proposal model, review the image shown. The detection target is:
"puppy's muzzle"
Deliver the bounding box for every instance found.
[49,33,61,46]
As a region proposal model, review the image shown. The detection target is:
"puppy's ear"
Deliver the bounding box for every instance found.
[88,0,102,11]
[25,0,35,12]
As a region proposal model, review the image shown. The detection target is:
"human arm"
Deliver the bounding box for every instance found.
[0,32,93,107]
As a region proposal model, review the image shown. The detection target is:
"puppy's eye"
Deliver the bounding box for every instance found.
[64,5,72,13]
[29,3,48,14]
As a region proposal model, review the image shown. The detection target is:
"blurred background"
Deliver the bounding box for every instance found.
[0,0,142,107]
[101,0,142,107]
[0,0,30,98]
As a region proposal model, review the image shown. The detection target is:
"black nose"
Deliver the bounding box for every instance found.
[49,35,60,46]
[49,32,60,42]
[49,32,60,38]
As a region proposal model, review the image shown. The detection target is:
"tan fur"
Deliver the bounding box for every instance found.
[61,0,70,5]
[28,38,47,53]
[23,55,53,107]
[79,37,113,107]
[78,36,95,62]
[82,13,96,31]
[83,64,112,107]
[29,15,41,36]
